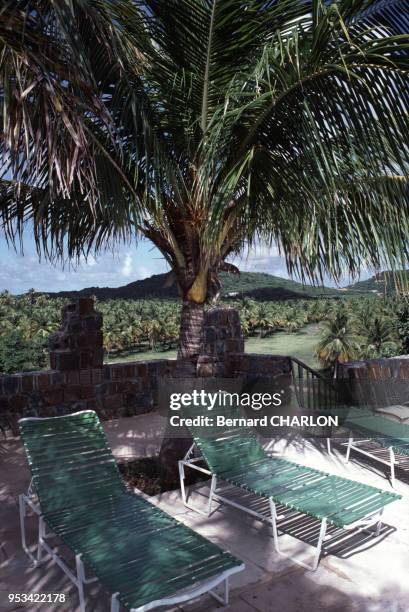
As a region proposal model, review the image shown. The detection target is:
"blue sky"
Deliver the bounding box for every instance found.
[0,232,365,294]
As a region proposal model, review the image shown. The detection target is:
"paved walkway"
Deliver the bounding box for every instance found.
[1,415,409,611]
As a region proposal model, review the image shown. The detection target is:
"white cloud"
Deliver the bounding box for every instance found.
[0,237,169,294]
[231,243,288,277]
[0,234,371,294]
[121,253,133,278]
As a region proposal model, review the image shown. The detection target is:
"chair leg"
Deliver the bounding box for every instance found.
[75,554,86,612]
[178,460,187,505]
[37,516,46,565]
[19,495,38,565]
[389,447,396,488]
[210,576,229,606]
[269,498,280,550]
[345,435,353,463]
[313,519,327,570]
[207,474,217,516]
[269,498,327,571]
[179,461,217,517]
[375,508,384,537]
[111,593,120,612]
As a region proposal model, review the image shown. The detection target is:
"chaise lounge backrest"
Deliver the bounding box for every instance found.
[19,410,126,514]
[184,403,267,474]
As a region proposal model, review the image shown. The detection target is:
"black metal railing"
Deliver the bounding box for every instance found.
[290,357,337,412]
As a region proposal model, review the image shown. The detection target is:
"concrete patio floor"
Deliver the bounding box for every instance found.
[1,414,409,612]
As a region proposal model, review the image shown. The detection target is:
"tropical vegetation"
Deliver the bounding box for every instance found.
[1,1,409,366]
[0,291,405,374]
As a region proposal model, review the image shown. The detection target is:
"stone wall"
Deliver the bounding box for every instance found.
[0,298,296,433]
[0,298,178,433]
[337,357,409,408]
[197,307,244,376]
[227,353,292,378]
[0,359,178,434]
[337,357,409,380]
[48,298,104,370]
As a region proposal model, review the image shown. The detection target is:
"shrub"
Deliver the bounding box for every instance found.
[0,330,48,374]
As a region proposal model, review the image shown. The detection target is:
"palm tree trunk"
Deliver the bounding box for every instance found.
[177,299,205,361]
[158,299,205,487]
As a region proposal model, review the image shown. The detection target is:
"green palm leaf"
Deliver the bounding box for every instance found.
[1,0,409,359]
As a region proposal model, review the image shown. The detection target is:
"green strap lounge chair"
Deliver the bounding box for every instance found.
[178,406,401,571]
[327,407,409,487]
[18,411,244,612]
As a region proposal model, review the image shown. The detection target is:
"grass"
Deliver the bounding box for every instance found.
[107,347,177,363]
[245,323,322,368]
[106,323,322,369]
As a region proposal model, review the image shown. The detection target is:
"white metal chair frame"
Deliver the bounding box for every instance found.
[327,436,399,488]
[19,482,244,612]
[179,443,385,572]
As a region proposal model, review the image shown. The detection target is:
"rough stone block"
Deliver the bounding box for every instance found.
[125,364,137,378]
[44,387,64,406]
[64,370,80,385]
[10,394,27,412]
[79,370,92,385]
[21,375,34,393]
[225,338,241,353]
[64,386,82,402]
[103,394,123,412]
[0,396,10,411]
[27,391,46,411]
[83,314,103,331]
[58,351,81,370]
[80,385,95,400]
[92,349,104,368]
[36,373,51,390]
[92,368,103,384]
[78,298,95,315]
[3,376,20,394]
[102,366,112,380]
[399,362,409,379]
[79,351,92,370]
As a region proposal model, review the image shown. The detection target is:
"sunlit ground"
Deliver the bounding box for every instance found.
[106,323,323,368]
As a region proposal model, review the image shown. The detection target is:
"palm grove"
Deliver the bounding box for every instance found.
[0,291,406,375]
[1,0,409,369]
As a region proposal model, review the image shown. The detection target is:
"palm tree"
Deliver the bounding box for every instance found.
[1,1,409,367]
[360,315,398,357]
[315,312,360,371]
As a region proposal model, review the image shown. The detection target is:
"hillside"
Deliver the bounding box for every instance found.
[347,271,409,296]
[47,271,341,301]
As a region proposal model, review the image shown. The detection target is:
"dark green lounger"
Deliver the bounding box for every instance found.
[19,411,244,612]
[179,406,401,570]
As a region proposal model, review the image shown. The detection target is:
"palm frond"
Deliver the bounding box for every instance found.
[1,0,409,287]
[198,1,409,280]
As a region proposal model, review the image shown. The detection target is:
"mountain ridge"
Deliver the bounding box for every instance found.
[346,270,409,295]
[45,271,342,301]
